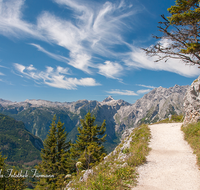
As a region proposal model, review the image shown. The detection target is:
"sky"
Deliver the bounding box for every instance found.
[0,0,199,104]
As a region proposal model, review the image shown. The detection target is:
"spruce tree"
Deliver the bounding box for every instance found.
[36,115,72,190]
[70,111,107,170]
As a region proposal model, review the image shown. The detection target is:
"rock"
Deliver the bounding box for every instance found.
[183,76,200,125]
[114,85,188,134]
[82,169,93,182]
[121,127,134,141]
[64,181,73,190]
[0,85,188,150]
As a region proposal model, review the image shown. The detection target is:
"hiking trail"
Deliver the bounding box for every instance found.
[132,123,200,190]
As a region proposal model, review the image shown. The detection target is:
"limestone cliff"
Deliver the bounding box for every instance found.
[183,76,200,124]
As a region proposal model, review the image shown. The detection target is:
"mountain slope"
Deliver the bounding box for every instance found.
[114,85,188,136]
[0,85,188,152]
[0,113,43,166]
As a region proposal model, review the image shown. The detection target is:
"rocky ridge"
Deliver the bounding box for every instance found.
[114,84,188,136]
[0,84,188,152]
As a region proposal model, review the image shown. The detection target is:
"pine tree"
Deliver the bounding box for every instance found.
[57,119,71,173]
[36,115,72,190]
[143,0,200,66]
[70,111,107,170]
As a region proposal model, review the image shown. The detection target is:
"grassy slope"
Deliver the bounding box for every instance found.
[68,124,151,190]
[67,115,200,190]
[181,122,200,167]
[154,114,184,124]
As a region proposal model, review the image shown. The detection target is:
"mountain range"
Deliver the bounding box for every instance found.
[0,84,189,152]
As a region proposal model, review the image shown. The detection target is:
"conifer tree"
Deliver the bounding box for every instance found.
[36,115,72,190]
[70,111,107,170]
[143,0,200,66]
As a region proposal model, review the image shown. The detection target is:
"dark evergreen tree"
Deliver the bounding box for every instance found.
[57,119,71,174]
[70,111,107,170]
[35,115,72,190]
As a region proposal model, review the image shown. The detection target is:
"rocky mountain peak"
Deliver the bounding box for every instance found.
[103,96,114,102]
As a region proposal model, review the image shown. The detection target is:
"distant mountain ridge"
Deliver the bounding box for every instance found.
[0,84,189,152]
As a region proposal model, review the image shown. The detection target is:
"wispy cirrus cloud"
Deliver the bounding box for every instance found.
[125,39,200,77]
[30,43,72,66]
[0,64,7,76]
[107,89,137,96]
[14,63,100,89]
[137,89,151,94]
[137,84,157,89]
[0,0,41,38]
[36,0,136,75]
[0,0,137,78]
[107,88,152,96]
[1,0,199,82]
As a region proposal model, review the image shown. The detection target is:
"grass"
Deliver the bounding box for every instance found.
[154,114,184,124]
[181,122,200,167]
[68,124,151,190]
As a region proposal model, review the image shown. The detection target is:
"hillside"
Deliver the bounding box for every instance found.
[0,84,189,152]
[0,113,43,167]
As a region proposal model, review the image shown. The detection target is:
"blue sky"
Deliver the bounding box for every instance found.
[0,0,199,104]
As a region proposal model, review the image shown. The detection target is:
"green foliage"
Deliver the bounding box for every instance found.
[0,113,42,168]
[143,0,200,66]
[182,122,200,167]
[68,124,151,189]
[0,107,76,141]
[36,115,72,189]
[168,0,200,25]
[0,104,120,154]
[0,152,27,190]
[155,114,184,124]
[70,111,107,170]
[167,0,200,54]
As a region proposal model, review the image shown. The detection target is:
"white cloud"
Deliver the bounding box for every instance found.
[3,0,198,80]
[98,61,123,79]
[14,63,25,73]
[125,40,200,77]
[0,0,41,38]
[30,43,70,63]
[27,64,36,71]
[0,65,8,69]
[0,0,138,78]
[107,88,151,96]
[0,72,4,75]
[137,84,157,89]
[35,0,135,74]
[137,89,151,94]
[107,89,137,96]
[14,63,100,89]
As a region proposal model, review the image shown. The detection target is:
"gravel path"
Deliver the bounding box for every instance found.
[132,123,200,190]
